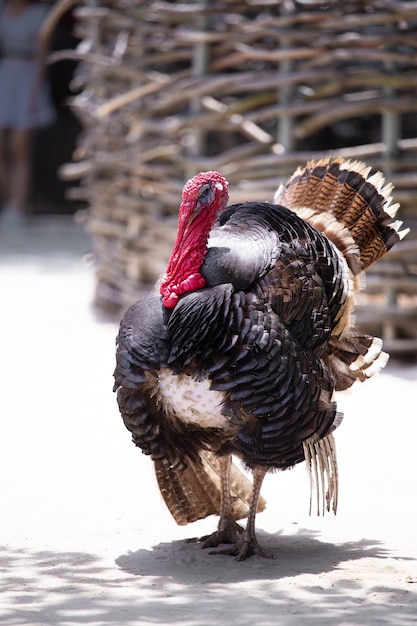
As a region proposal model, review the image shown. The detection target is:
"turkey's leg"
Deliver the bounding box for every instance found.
[209,464,271,561]
[201,454,243,548]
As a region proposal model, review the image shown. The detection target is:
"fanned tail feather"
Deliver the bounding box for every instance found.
[329,331,389,391]
[303,433,338,516]
[274,156,409,274]
[276,157,408,384]
[155,451,266,525]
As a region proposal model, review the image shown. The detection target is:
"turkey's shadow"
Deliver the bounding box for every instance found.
[116,528,391,583]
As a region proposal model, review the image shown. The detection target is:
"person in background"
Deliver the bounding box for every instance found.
[0,0,55,227]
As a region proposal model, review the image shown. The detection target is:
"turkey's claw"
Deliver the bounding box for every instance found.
[201,519,243,549]
[209,535,275,561]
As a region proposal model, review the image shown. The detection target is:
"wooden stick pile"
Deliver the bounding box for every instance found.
[63,0,417,355]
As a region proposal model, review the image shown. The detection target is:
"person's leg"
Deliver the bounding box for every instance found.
[0,128,11,205]
[9,128,33,214]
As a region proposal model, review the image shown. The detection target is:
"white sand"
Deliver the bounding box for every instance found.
[1,218,416,625]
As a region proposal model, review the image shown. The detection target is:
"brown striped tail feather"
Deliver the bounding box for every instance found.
[275,157,408,391]
[274,157,408,274]
[154,451,266,525]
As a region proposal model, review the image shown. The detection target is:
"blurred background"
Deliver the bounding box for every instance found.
[0,0,81,214]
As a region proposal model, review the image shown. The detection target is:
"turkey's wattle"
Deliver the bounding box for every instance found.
[160,171,229,308]
[114,157,408,560]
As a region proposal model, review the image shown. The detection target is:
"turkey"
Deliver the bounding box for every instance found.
[114,157,407,560]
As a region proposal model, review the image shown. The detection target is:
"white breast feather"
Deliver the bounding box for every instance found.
[157,370,232,431]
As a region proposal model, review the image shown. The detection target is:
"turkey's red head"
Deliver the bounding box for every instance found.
[160,171,229,308]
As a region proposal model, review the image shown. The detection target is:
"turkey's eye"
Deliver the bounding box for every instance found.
[197,183,213,205]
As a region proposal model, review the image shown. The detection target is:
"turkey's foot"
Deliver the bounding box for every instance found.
[200,518,244,549]
[209,534,275,561]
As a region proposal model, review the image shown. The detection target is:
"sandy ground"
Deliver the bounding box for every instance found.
[1,217,417,626]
